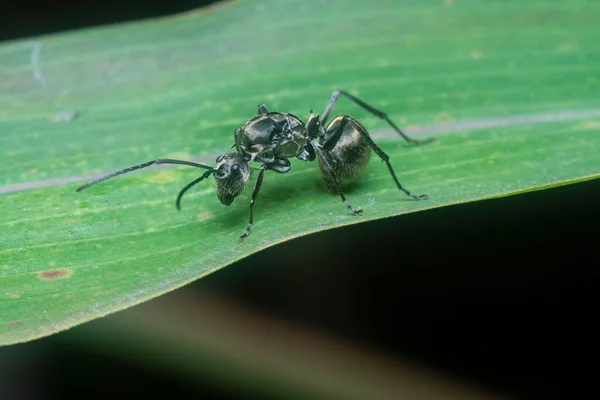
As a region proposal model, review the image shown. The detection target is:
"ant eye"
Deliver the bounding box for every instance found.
[215,164,227,178]
[232,164,239,171]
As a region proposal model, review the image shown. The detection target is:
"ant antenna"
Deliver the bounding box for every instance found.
[176,169,214,210]
[76,158,214,192]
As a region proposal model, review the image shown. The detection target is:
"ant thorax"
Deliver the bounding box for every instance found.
[235,112,308,164]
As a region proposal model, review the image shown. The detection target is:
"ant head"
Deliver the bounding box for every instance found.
[306,110,322,139]
[213,152,251,206]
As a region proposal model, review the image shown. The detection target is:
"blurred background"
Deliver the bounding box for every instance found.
[1,1,599,399]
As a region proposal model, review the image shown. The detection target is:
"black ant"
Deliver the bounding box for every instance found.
[76,90,435,240]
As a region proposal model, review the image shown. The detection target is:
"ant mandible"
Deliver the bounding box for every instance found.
[76,90,435,240]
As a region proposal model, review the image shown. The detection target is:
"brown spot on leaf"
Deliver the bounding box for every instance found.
[7,293,20,299]
[148,171,172,183]
[436,112,454,123]
[9,321,22,327]
[38,268,73,280]
[197,211,212,222]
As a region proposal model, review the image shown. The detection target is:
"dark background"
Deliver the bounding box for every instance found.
[2,1,599,399]
[0,0,220,42]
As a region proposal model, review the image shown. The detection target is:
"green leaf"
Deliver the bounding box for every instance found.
[1,0,599,345]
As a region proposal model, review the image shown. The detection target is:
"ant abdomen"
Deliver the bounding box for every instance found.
[318,116,371,193]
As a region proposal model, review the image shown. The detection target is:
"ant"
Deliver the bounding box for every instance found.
[76,90,435,240]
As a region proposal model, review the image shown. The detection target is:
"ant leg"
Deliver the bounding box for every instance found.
[337,118,427,200]
[321,116,350,152]
[320,90,434,145]
[257,104,269,114]
[239,165,266,240]
[239,158,291,240]
[310,139,363,216]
